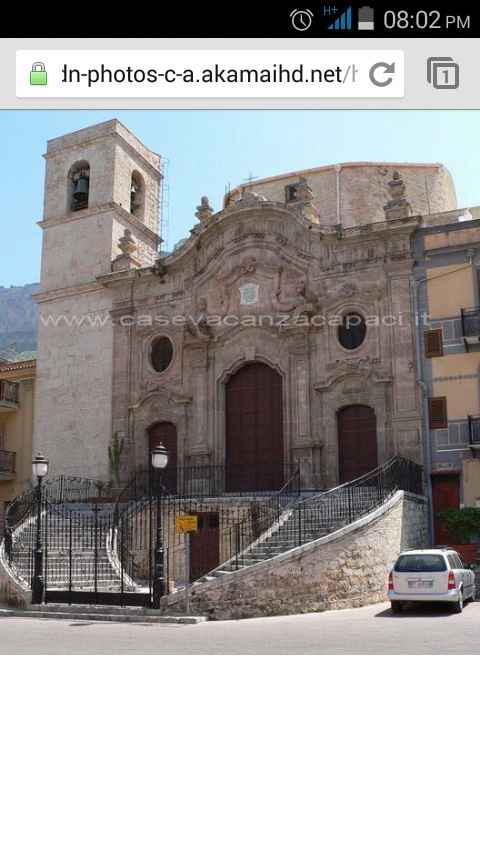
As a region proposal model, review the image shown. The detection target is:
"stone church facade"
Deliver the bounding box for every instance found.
[33,120,457,491]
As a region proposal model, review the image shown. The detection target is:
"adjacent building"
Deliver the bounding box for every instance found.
[0,356,36,530]
[414,213,480,546]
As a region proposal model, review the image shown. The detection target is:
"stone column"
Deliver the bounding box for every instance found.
[385,253,423,463]
[184,341,211,462]
[285,329,318,489]
[110,302,136,483]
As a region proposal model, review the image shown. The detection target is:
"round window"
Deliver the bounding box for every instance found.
[151,337,173,373]
[338,314,366,351]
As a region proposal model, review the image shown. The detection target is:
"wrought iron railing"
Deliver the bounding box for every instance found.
[208,456,424,579]
[114,466,301,588]
[0,449,16,476]
[217,467,303,573]
[0,380,19,406]
[5,475,110,531]
[120,463,301,502]
[1,458,423,599]
[300,455,423,510]
[461,307,480,343]
[468,416,480,446]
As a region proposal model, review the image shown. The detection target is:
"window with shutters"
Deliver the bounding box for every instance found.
[424,329,443,358]
[429,397,448,429]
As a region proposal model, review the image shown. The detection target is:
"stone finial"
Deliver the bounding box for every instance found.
[285,176,320,225]
[384,171,412,221]
[236,189,267,206]
[111,228,140,272]
[295,176,314,204]
[388,171,406,200]
[195,196,214,225]
[118,228,137,256]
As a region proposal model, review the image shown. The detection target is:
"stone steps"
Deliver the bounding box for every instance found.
[7,508,126,592]
[0,606,206,625]
[199,495,378,581]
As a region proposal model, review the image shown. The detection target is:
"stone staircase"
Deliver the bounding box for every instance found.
[10,503,129,591]
[198,485,388,582]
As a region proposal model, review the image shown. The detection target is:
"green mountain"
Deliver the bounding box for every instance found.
[0,283,39,357]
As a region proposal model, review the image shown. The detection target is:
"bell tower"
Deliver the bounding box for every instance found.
[39,119,161,290]
[34,120,162,479]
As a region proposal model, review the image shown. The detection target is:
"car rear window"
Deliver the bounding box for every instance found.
[394,555,447,572]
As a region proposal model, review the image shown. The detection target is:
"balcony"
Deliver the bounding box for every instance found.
[0,449,16,480]
[0,380,19,410]
[461,308,480,350]
[468,416,480,451]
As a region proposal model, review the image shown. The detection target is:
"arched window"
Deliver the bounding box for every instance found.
[151,337,173,373]
[338,313,366,350]
[130,170,145,220]
[69,161,90,212]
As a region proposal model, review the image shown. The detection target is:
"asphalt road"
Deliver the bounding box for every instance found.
[1,600,480,654]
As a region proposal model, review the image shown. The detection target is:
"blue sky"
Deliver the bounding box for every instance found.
[1,109,480,287]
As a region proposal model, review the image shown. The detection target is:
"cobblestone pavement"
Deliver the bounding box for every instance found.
[1,600,480,654]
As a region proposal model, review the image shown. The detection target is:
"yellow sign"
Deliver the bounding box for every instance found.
[175,514,198,534]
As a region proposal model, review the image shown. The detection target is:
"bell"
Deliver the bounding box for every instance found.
[73,176,89,204]
[130,182,140,214]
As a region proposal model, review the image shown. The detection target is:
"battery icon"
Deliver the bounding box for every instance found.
[358,6,375,30]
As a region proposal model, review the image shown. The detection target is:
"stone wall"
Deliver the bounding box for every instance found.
[0,543,30,609]
[34,286,114,480]
[160,491,428,621]
[228,163,457,228]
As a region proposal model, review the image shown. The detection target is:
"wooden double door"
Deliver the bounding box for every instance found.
[338,405,378,484]
[189,512,220,582]
[225,362,284,492]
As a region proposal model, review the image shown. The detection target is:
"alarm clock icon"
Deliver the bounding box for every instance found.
[290,9,314,32]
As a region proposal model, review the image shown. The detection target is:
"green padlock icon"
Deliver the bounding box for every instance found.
[30,62,47,86]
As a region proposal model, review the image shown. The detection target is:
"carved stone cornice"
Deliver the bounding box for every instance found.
[130,386,192,411]
[39,201,160,247]
[314,358,392,390]
[33,280,104,304]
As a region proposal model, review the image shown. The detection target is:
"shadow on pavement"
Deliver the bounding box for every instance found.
[375,603,466,618]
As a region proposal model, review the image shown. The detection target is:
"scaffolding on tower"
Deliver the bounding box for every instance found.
[159,156,170,255]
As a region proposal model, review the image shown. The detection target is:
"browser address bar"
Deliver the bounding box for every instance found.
[16,50,404,98]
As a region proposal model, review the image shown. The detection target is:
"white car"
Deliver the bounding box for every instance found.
[388,549,476,614]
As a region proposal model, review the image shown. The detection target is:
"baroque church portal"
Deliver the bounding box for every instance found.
[33,120,458,492]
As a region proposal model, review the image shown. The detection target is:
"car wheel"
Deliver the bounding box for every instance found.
[452,590,464,614]
[391,601,403,614]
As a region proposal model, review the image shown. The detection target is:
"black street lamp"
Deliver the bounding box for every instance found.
[151,443,168,608]
[31,453,49,605]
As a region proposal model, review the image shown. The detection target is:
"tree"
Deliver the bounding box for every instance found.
[438,507,480,544]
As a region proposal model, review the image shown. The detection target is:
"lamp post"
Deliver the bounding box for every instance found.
[151,443,168,608]
[31,453,49,605]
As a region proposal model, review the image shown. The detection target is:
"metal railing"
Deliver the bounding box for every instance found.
[210,456,424,579]
[468,416,480,446]
[219,467,303,573]
[5,475,111,531]
[120,463,301,502]
[1,458,423,598]
[0,449,16,476]
[115,468,301,588]
[461,307,480,344]
[0,380,19,406]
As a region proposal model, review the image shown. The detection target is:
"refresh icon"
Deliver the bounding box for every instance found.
[369,61,396,87]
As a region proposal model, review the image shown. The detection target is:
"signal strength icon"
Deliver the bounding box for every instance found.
[328,6,352,30]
